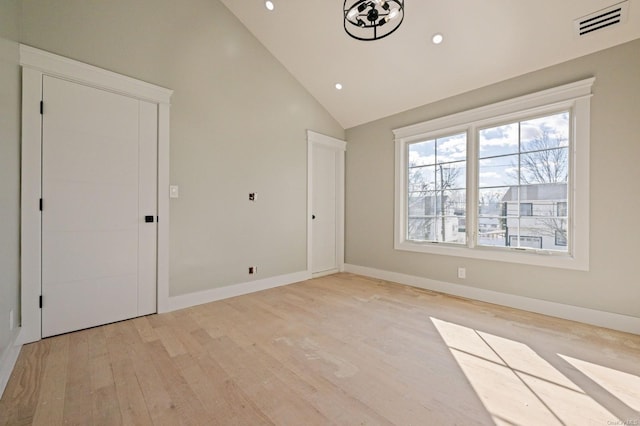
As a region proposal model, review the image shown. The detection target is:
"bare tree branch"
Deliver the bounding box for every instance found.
[520,129,568,184]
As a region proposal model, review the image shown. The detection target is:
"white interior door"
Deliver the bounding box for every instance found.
[312,144,337,274]
[41,76,157,337]
[309,132,345,276]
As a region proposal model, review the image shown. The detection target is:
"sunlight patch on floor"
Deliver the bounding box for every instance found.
[559,354,640,412]
[431,317,619,425]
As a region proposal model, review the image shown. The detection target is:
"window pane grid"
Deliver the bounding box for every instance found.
[477,111,570,252]
[407,133,467,244]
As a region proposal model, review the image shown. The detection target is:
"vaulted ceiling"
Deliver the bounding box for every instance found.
[220,0,640,129]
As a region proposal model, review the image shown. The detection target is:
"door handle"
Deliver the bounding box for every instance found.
[312,214,316,219]
[145,215,155,223]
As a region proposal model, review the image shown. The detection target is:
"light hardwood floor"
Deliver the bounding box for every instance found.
[1,273,639,425]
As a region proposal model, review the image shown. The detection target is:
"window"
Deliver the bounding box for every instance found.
[555,230,568,246]
[557,201,568,217]
[519,203,533,217]
[407,133,467,244]
[393,79,593,270]
[478,112,569,251]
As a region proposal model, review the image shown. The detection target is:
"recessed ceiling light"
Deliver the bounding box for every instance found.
[335,83,343,90]
[432,33,444,44]
[265,1,274,11]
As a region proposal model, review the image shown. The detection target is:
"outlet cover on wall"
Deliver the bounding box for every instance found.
[457,267,466,279]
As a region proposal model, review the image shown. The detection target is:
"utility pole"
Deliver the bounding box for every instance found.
[439,165,446,241]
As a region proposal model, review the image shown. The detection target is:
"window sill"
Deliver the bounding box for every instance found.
[394,240,589,271]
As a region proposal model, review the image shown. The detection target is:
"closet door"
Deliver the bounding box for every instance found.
[308,132,345,276]
[311,143,339,274]
[41,76,157,337]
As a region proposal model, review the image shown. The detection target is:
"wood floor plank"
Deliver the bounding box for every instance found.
[189,329,275,425]
[126,332,182,425]
[165,314,207,358]
[61,330,92,425]
[104,321,153,426]
[154,325,188,358]
[87,328,113,391]
[92,384,122,426]
[145,339,211,425]
[2,273,639,425]
[131,316,159,343]
[31,335,69,425]
[203,335,331,425]
[245,334,394,425]
[0,343,49,426]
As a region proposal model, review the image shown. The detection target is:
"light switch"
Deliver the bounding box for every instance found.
[169,185,179,198]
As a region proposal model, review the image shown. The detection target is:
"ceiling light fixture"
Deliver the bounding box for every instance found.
[335,83,343,90]
[265,1,274,11]
[344,0,404,41]
[432,33,444,44]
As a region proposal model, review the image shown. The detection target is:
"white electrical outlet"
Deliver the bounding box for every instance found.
[169,185,179,198]
[458,267,466,279]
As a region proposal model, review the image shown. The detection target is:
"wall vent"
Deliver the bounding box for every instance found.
[574,1,629,36]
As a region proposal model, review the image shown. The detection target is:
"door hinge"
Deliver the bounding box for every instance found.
[39,295,42,309]
[39,198,43,211]
[40,101,43,115]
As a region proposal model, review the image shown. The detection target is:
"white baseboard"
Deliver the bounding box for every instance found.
[164,270,311,313]
[0,328,22,399]
[312,268,340,279]
[344,264,640,335]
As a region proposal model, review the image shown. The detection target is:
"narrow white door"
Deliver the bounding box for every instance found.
[309,132,345,276]
[41,76,157,337]
[312,144,337,273]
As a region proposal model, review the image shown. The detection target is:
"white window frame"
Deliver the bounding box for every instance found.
[394,78,593,271]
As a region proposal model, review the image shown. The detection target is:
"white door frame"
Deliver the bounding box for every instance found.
[19,45,173,344]
[307,130,346,277]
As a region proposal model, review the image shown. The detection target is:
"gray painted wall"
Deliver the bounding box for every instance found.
[20,0,345,297]
[12,1,639,325]
[0,0,21,361]
[345,38,640,318]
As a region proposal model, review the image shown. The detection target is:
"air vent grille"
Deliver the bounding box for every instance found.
[574,1,629,36]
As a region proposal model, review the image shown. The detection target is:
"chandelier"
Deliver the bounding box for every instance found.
[344,0,404,41]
